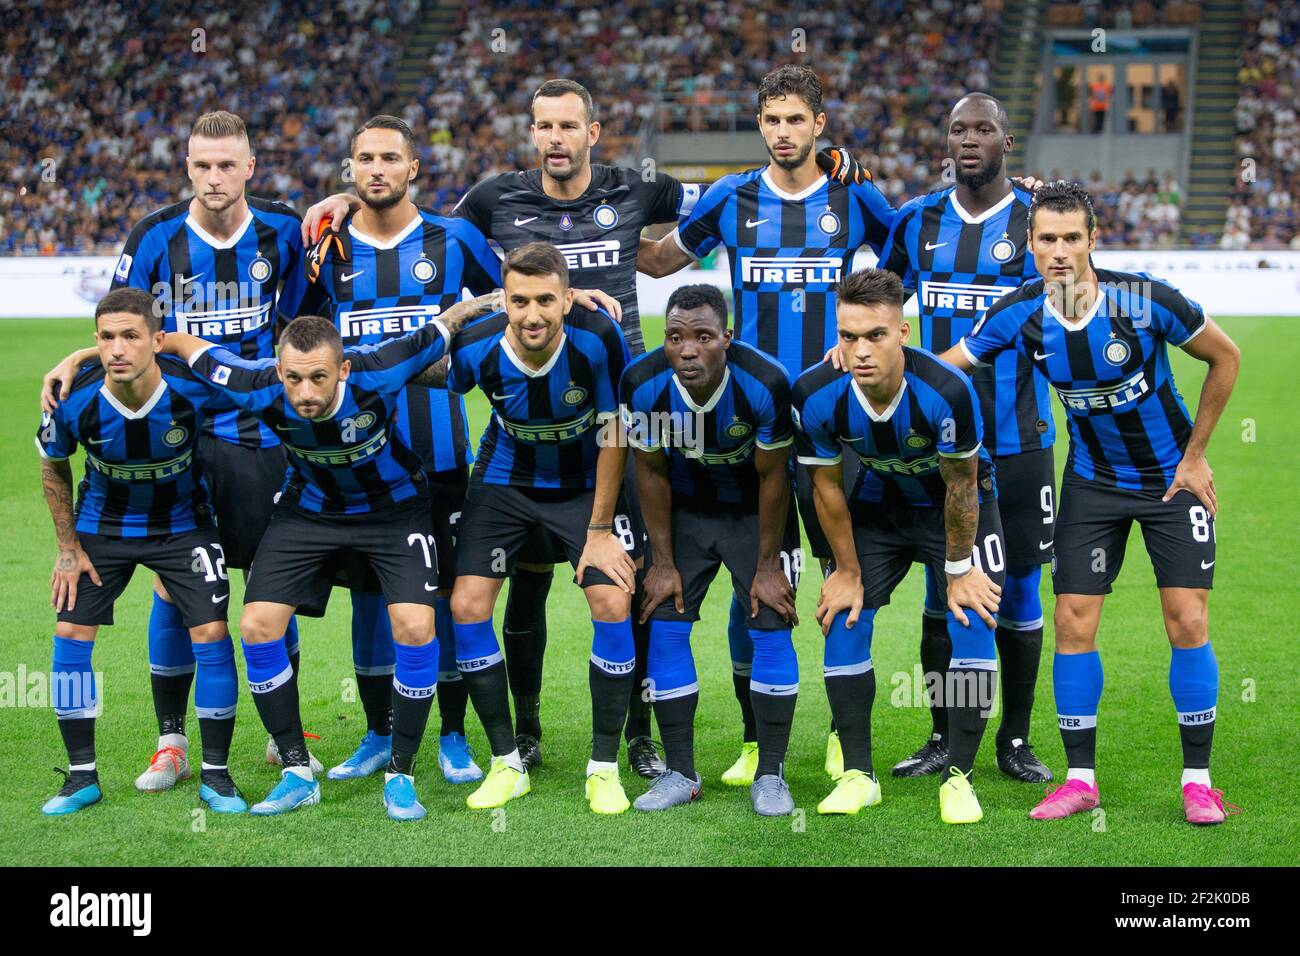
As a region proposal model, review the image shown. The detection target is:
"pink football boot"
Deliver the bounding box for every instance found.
[1182,783,1241,825]
[1028,777,1100,820]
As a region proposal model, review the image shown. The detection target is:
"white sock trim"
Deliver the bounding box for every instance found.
[1066,768,1096,786]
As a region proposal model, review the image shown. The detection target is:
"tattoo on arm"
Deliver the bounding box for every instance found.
[939,455,979,561]
[410,356,449,388]
[41,458,78,552]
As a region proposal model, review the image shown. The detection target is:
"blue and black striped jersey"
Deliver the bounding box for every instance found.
[793,347,995,509]
[188,320,450,515]
[880,185,1054,457]
[35,357,235,537]
[447,305,629,490]
[960,270,1207,492]
[112,197,310,448]
[619,341,793,509]
[308,208,500,473]
[673,167,895,374]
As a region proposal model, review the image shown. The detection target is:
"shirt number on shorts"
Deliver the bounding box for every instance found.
[408,532,438,569]
[970,533,1005,574]
[191,544,228,582]
[614,514,637,551]
[1188,506,1215,543]
[1040,484,1055,524]
[779,547,804,589]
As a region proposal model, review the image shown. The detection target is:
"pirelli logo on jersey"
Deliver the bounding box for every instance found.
[285,429,388,466]
[855,451,939,477]
[1055,370,1150,413]
[919,280,1013,316]
[86,450,193,482]
[174,302,273,339]
[498,409,596,444]
[338,305,443,341]
[556,240,621,270]
[740,256,843,285]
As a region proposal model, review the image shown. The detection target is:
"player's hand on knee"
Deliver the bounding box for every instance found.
[1163,452,1216,515]
[638,565,683,624]
[571,288,622,323]
[946,566,1001,629]
[815,568,862,635]
[751,563,798,626]
[51,546,100,613]
[578,532,636,594]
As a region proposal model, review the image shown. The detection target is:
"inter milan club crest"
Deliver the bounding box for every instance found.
[248,255,272,283]
[904,428,930,449]
[163,421,188,446]
[1103,334,1131,366]
[559,213,574,232]
[593,204,618,229]
[411,256,436,283]
[352,411,377,430]
[726,416,751,439]
[562,380,587,405]
[817,208,841,237]
[989,233,1016,263]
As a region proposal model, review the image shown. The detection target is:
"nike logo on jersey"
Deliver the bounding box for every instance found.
[178,272,204,285]
[85,437,109,445]
[1033,351,1056,360]
[1201,560,1215,569]
[514,216,539,226]
[340,270,364,282]
[1039,540,1054,550]
[924,241,947,250]
[745,218,770,228]
[273,424,295,432]
[424,582,437,591]
[212,593,228,604]
[491,391,516,401]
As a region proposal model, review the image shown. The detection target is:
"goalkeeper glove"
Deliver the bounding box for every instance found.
[306,216,346,285]
[816,146,872,186]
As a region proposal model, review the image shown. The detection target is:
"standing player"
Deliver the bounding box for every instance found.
[637,65,896,781]
[794,268,1005,824]
[445,243,642,815]
[305,79,698,777]
[38,289,245,815]
[621,285,802,816]
[302,114,502,785]
[945,181,1242,825]
[157,297,495,819]
[875,93,1055,782]
[104,110,314,788]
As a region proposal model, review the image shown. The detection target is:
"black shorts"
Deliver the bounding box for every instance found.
[796,451,860,560]
[1051,472,1216,595]
[199,435,287,570]
[455,478,642,588]
[342,466,468,592]
[245,497,440,616]
[835,500,1007,610]
[992,446,1057,567]
[59,529,230,628]
[648,503,803,630]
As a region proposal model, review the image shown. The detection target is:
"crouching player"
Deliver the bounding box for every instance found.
[622,285,802,816]
[445,243,642,815]
[38,288,245,815]
[158,294,499,819]
[794,269,1005,823]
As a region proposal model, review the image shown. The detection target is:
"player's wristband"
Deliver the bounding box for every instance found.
[944,557,973,577]
[588,523,613,533]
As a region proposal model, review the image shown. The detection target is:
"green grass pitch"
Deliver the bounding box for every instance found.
[0,315,1294,866]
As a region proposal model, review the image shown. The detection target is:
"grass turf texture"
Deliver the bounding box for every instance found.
[0,315,1294,867]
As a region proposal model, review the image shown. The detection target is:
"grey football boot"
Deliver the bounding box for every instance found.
[633,770,702,811]
[751,771,796,816]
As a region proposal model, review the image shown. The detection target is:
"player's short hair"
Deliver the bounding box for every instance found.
[951,92,1012,137]
[95,287,162,335]
[191,110,249,146]
[1030,180,1098,234]
[502,242,569,290]
[279,315,343,363]
[532,79,595,124]
[834,268,905,313]
[757,65,823,118]
[351,114,416,158]
[666,284,729,330]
